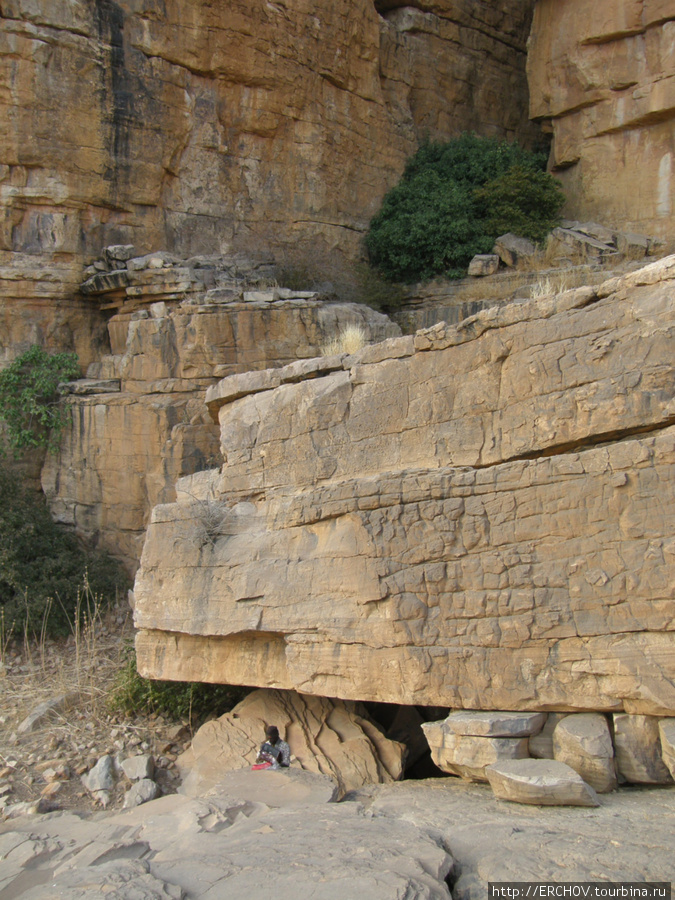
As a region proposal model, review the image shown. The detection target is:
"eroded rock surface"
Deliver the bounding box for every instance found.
[528,0,675,238]
[178,689,405,798]
[135,257,675,714]
[0,0,537,360]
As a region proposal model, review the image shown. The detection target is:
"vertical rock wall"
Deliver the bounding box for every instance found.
[0,0,538,360]
[528,0,675,239]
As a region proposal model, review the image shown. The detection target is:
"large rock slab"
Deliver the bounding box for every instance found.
[658,718,675,779]
[177,689,405,798]
[552,713,617,793]
[135,259,675,714]
[486,759,600,807]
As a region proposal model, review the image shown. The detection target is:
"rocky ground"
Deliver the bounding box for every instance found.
[0,611,192,817]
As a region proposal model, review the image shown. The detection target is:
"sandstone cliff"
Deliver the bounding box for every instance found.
[0,0,538,362]
[528,0,675,239]
[135,256,675,716]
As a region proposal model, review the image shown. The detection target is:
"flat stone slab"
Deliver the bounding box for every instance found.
[439,711,547,737]
[486,759,600,807]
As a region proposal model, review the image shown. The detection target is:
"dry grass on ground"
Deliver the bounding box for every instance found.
[0,604,189,815]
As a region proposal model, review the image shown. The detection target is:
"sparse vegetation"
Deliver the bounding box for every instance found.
[0,345,80,454]
[365,133,564,283]
[321,323,368,357]
[109,644,248,722]
[0,469,129,638]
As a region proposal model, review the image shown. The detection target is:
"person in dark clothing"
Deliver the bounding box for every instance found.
[256,725,291,768]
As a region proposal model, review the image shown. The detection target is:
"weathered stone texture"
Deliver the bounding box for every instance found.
[135,257,675,714]
[527,0,675,238]
[0,0,537,357]
[42,297,398,570]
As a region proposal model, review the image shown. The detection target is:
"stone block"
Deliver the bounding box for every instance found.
[422,723,529,782]
[486,759,600,807]
[658,719,675,779]
[529,713,568,759]
[468,254,500,277]
[440,711,546,738]
[552,713,617,793]
[492,233,536,267]
[613,714,674,784]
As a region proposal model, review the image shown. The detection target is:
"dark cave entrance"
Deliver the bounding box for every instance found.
[364,701,451,779]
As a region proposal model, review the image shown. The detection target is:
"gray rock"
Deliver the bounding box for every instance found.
[59,379,121,395]
[658,718,675,779]
[122,754,155,782]
[553,713,617,793]
[123,778,161,808]
[422,722,529,782]
[616,231,650,258]
[492,233,536,267]
[105,244,136,263]
[613,714,673,784]
[242,289,279,303]
[486,759,600,807]
[82,755,115,793]
[438,710,547,738]
[468,254,500,276]
[18,693,80,734]
[528,712,567,759]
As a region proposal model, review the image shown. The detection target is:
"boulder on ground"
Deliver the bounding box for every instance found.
[486,759,600,807]
[177,689,405,798]
[552,713,617,793]
[122,755,155,782]
[18,693,80,735]
[123,778,161,809]
[468,254,500,277]
[492,233,536,267]
[613,714,673,784]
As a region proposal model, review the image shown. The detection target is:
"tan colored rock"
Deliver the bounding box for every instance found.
[0,0,537,363]
[42,298,398,570]
[437,711,546,738]
[177,689,405,798]
[552,713,617,793]
[468,255,500,277]
[493,234,536,268]
[422,722,529,782]
[486,759,600,807]
[528,1,675,239]
[613,714,674,784]
[135,258,675,714]
[658,718,675,779]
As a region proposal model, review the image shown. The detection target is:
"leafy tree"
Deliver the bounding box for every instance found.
[366,133,564,282]
[0,469,129,637]
[0,345,80,454]
[476,165,566,244]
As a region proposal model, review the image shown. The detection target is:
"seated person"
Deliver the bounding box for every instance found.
[256,725,291,768]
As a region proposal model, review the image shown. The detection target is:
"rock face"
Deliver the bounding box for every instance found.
[0,0,538,363]
[41,264,399,569]
[177,689,405,798]
[527,1,675,239]
[135,256,675,715]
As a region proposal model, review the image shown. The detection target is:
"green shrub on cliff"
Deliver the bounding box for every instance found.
[365,133,564,282]
[0,345,80,454]
[0,469,128,638]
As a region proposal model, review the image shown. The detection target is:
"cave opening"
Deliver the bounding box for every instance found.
[364,701,451,780]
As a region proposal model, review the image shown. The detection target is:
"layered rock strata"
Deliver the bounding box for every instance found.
[528,0,675,238]
[135,256,675,714]
[43,252,399,569]
[0,0,538,359]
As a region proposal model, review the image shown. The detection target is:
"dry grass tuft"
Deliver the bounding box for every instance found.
[321,323,368,357]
